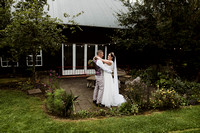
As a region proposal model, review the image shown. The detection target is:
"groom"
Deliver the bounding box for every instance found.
[93,50,112,107]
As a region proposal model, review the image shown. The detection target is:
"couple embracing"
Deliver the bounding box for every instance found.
[93,50,126,108]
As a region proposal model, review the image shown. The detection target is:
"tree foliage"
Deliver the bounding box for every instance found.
[0,0,13,47]
[2,0,80,80]
[114,0,200,79]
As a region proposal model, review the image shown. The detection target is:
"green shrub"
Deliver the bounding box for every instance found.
[131,104,139,114]
[18,80,34,90]
[156,69,177,88]
[184,81,200,105]
[75,110,90,118]
[172,78,186,94]
[46,91,54,111]
[131,66,200,106]
[171,79,200,105]
[151,88,182,109]
[106,108,119,116]
[98,109,107,116]
[18,79,48,91]
[46,89,78,117]
[129,69,138,77]
[73,108,122,119]
[118,102,138,115]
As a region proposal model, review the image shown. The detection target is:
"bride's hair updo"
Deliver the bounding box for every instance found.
[109,52,115,61]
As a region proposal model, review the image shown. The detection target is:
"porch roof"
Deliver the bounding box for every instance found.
[47,0,128,29]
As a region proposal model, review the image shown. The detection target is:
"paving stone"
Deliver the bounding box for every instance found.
[28,89,42,95]
[60,78,95,112]
[52,77,127,112]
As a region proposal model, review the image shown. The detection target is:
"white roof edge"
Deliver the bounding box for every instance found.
[46,0,128,29]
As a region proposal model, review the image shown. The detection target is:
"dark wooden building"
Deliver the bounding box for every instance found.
[0,0,127,76]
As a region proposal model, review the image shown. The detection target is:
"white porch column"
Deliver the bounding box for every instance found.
[95,45,98,56]
[73,44,76,74]
[105,46,107,59]
[62,44,64,75]
[84,44,87,73]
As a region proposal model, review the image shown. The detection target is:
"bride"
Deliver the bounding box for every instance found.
[97,52,126,108]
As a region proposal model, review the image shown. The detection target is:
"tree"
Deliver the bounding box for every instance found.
[114,0,200,79]
[0,0,18,76]
[0,0,13,47]
[3,0,79,80]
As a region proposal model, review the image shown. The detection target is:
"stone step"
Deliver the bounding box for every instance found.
[28,89,42,95]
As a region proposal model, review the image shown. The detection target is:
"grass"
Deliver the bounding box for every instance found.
[0,78,27,84]
[0,90,200,133]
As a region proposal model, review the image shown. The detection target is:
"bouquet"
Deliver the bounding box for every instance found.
[88,56,98,67]
[88,59,95,67]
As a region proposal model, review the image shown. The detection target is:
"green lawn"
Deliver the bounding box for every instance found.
[0,90,200,133]
[0,78,27,84]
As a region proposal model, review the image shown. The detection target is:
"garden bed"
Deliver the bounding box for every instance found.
[0,89,200,132]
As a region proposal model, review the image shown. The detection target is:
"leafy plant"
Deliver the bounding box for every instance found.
[46,89,78,117]
[156,70,177,89]
[74,110,90,119]
[106,108,119,116]
[18,79,48,91]
[118,102,138,115]
[118,102,131,115]
[18,80,34,90]
[169,79,200,105]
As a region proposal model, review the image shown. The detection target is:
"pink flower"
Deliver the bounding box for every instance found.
[50,69,52,73]
[50,73,52,76]
[58,75,61,78]
[44,84,46,87]
[56,73,58,76]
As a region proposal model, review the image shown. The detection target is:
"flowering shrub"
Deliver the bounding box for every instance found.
[130,66,200,106]
[49,70,61,91]
[124,80,148,108]
[151,88,182,109]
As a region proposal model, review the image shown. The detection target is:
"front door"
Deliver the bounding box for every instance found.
[63,44,73,75]
[62,43,106,76]
[75,44,85,74]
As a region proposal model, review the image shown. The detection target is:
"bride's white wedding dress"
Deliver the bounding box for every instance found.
[101,61,126,107]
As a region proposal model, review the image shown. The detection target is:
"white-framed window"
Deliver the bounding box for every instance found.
[26,50,43,67]
[0,57,19,67]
